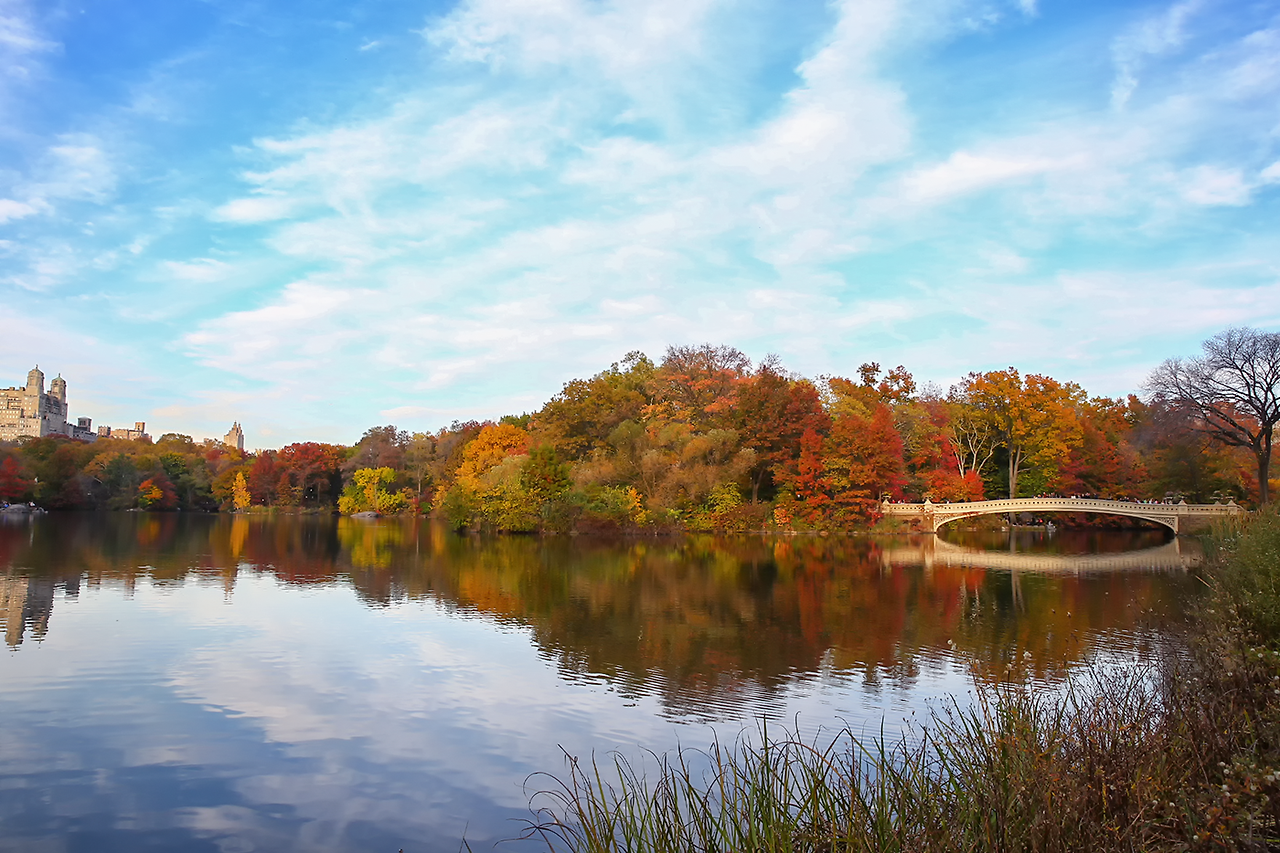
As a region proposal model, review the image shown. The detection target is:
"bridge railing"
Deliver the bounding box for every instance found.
[882,497,1240,513]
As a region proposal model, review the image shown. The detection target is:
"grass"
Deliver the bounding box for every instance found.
[522,510,1280,853]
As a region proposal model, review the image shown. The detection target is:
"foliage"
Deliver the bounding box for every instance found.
[958,369,1084,498]
[0,455,33,502]
[454,423,531,484]
[232,472,251,511]
[136,474,178,510]
[2,332,1272,524]
[338,467,408,515]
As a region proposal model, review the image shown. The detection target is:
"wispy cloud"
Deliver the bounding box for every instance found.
[3,0,1279,440]
[1110,0,1202,109]
[0,0,56,91]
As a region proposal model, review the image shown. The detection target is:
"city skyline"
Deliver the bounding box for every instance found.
[2,0,1278,447]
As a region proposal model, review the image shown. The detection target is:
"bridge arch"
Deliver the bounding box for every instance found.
[881,497,1242,535]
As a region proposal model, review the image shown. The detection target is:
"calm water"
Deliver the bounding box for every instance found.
[0,514,1197,853]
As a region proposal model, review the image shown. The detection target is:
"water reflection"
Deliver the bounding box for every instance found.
[0,514,1199,853]
[2,515,1193,692]
[888,532,1199,573]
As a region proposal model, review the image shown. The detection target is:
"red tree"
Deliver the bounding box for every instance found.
[0,456,33,502]
[736,365,830,502]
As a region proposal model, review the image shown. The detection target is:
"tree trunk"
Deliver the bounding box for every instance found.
[1259,444,1272,504]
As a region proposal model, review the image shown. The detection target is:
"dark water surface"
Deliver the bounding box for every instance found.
[0,514,1197,852]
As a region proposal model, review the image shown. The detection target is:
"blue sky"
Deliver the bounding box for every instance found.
[1,0,1278,447]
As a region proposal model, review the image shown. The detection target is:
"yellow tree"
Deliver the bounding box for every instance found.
[339,467,407,514]
[232,471,251,511]
[960,369,1084,498]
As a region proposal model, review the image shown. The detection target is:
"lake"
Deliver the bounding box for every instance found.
[0,514,1197,853]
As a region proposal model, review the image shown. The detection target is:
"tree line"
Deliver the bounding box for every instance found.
[2,328,1277,530]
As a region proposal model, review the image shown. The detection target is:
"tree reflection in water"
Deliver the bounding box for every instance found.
[0,515,1194,710]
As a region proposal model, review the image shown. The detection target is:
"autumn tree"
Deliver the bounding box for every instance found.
[822,401,907,521]
[533,352,655,458]
[0,456,32,502]
[780,427,831,525]
[453,423,530,484]
[959,369,1084,498]
[1146,327,1280,503]
[649,344,750,428]
[232,472,251,511]
[247,452,278,506]
[136,473,178,510]
[1057,396,1146,498]
[734,360,829,502]
[345,425,408,474]
[425,420,484,487]
[339,467,408,515]
[521,446,571,503]
[898,396,985,502]
[1131,398,1249,502]
[276,442,345,506]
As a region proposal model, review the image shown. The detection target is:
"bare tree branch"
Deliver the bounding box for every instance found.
[1145,327,1280,503]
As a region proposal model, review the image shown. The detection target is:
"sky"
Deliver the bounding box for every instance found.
[1,0,1278,448]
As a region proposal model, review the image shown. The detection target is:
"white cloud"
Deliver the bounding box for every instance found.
[972,245,1031,275]
[161,258,231,283]
[0,198,37,222]
[212,195,300,224]
[717,0,910,188]
[902,151,1076,201]
[1260,160,1280,185]
[185,281,366,369]
[1178,165,1251,206]
[0,0,56,103]
[0,0,54,54]
[34,140,117,203]
[144,0,1280,438]
[425,0,722,84]
[1111,0,1202,110]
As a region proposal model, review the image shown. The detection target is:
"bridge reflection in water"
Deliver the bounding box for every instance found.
[882,535,1202,574]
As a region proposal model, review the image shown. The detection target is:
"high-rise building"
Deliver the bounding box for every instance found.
[224,422,245,451]
[0,366,93,441]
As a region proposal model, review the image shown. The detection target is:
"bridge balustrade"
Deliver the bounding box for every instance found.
[881,497,1243,534]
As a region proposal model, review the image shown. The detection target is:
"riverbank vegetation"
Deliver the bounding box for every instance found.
[525,510,1280,852]
[1,330,1276,530]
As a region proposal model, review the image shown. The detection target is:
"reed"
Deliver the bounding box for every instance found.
[523,510,1280,852]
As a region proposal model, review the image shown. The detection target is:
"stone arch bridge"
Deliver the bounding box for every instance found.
[881,497,1243,534]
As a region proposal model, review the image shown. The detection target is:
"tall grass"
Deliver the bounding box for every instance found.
[523,510,1280,852]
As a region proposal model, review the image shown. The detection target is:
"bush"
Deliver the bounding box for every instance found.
[439,483,480,531]
[1213,508,1280,646]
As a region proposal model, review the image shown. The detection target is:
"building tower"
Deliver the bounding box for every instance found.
[49,375,66,405]
[26,366,43,394]
[224,422,245,452]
